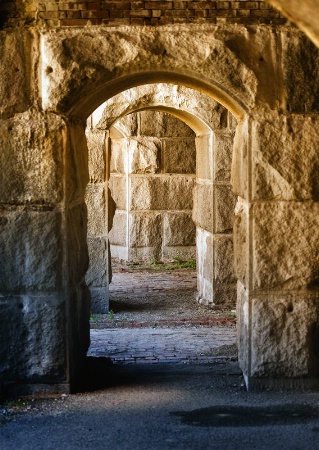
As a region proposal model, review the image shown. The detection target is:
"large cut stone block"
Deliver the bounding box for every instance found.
[66,122,89,204]
[231,118,249,199]
[163,138,196,174]
[129,175,195,211]
[196,227,213,305]
[86,237,107,287]
[162,246,196,261]
[163,212,195,246]
[282,32,319,113]
[252,201,319,290]
[110,138,126,174]
[66,203,89,286]
[89,287,109,315]
[139,110,195,137]
[0,112,65,204]
[236,281,249,375]
[85,183,107,237]
[109,211,127,247]
[116,113,138,136]
[41,29,257,114]
[87,129,107,182]
[192,183,213,232]
[214,132,234,182]
[196,134,212,181]
[252,113,319,201]
[213,236,236,285]
[0,294,67,382]
[129,212,162,247]
[214,184,237,233]
[233,198,249,287]
[0,30,31,118]
[128,137,161,174]
[108,175,127,210]
[251,294,319,378]
[0,207,62,292]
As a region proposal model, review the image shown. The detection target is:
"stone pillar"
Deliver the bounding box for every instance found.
[85,127,110,313]
[234,112,319,389]
[194,112,237,307]
[0,110,88,394]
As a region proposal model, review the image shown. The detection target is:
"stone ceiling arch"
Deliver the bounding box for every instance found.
[87,84,232,137]
[41,27,258,120]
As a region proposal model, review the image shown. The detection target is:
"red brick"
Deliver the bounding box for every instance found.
[124,8,151,16]
[82,9,110,17]
[66,10,82,18]
[60,18,89,25]
[89,18,103,23]
[87,2,100,9]
[145,1,173,8]
[250,9,279,17]
[235,9,250,17]
[130,17,144,24]
[189,1,215,10]
[103,2,131,8]
[173,1,187,9]
[131,1,145,9]
[109,9,124,17]
[216,1,230,9]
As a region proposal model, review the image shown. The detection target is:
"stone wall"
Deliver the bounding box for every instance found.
[0,0,287,28]
[2,16,319,393]
[108,110,196,263]
[85,85,237,311]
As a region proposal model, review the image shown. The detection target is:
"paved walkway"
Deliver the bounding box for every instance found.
[89,327,237,363]
[89,267,237,364]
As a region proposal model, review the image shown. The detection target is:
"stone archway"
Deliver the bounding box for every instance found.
[85,84,237,313]
[2,24,319,394]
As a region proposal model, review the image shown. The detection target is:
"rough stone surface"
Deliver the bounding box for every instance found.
[163,212,195,247]
[196,134,213,181]
[213,236,236,285]
[0,294,66,381]
[251,294,319,377]
[231,117,249,199]
[108,175,127,210]
[85,184,106,237]
[129,213,162,248]
[192,184,213,232]
[89,287,109,314]
[0,207,62,291]
[236,281,249,375]
[233,198,249,288]
[85,237,108,287]
[87,129,107,183]
[110,138,126,174]
[214,132,234,182]
[282,32,319,113]
[96,84,229,133]
[139,110,195,137]
[163,138,196,174]
[0,30,31,118]
[108,211,127,247]
[214,184,237,233]
[252,201,319,290]
[66,122,89,204]
[252,113,319,201]
[129,175,195,211]
[196,228,213,305]
[0,112,65,205]
[128,137,161,174]
[41,26,258,116]
[66,203,89,286]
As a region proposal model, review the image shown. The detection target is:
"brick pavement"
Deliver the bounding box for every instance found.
[89,327,237,364]
[89,268,237,364]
